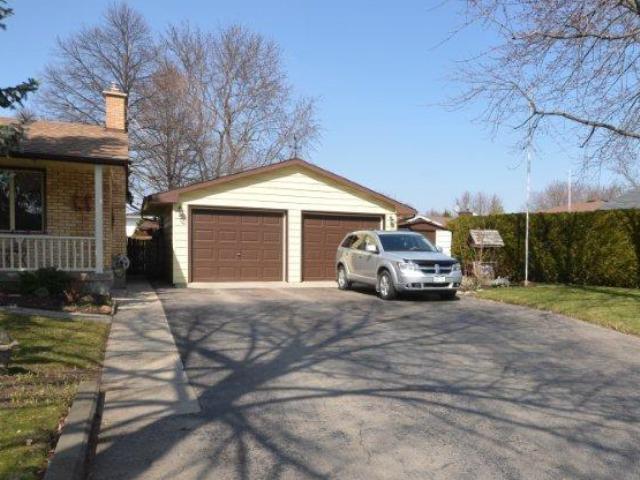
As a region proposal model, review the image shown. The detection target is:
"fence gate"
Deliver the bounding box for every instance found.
[127,235,166,278]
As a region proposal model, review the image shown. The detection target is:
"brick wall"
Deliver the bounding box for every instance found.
[109,165,127,263]
[104,93,126,131]
[46,166,95,237]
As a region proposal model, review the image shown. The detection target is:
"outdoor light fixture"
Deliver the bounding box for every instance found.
[176,203,186,221]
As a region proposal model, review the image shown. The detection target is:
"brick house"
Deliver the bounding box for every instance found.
[0,86,128,290]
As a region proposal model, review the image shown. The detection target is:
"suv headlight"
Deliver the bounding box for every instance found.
[452,263,461,272]
[396,261,419,273]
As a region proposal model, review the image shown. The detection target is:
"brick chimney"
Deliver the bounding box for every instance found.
[103,83,127,131]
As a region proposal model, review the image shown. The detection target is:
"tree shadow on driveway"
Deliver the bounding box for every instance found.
[91,287,640,480]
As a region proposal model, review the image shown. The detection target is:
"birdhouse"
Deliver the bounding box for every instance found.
[468,229,504,280]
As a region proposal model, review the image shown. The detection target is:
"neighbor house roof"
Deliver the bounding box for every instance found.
[399,215,451,230]
[469,229,504,248]
[138,218,160,232]
[0,117,129,165]
[601,188,640,210]
[539,200,604,213]
[428,215,452,227]
[131,218,160,240]
[143,158,416,216]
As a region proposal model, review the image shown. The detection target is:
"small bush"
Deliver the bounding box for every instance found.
[18,268,72,296]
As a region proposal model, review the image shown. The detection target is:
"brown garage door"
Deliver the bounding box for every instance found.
[302,214,382,281]
[191,209,283,282]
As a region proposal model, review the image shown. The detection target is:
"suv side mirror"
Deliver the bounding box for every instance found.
[365,243,378,253]
[436,246,443,253]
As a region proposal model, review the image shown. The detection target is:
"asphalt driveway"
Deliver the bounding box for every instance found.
[97,286,640,479]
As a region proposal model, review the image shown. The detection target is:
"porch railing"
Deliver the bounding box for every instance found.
[0,234,96,272]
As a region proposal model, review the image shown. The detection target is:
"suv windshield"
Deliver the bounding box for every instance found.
[378,233,436,252]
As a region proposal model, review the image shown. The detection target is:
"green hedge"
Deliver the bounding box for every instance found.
[449,210,640,288]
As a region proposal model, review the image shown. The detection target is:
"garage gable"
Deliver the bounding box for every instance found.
[178,166,396,214]
[144,158,415,217]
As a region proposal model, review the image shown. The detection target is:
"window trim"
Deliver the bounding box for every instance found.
[0,167,46,233]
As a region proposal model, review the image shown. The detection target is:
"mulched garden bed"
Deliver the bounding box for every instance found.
[0,293,113,315]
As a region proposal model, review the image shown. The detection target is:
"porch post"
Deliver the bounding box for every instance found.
[94,164,104,273]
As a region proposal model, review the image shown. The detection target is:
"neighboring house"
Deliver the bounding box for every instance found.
[398,215,453,255]
[131,218,160,241]
[0,86,128,289]
[539,199,604,213]
[127,214,159,239]
[126,214,140,238]
[601,188,640,210]
[142,158,415,286]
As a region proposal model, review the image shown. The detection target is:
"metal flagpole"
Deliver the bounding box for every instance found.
[524,99,534,287]
[524,142,531,287]
[568,169,572,212]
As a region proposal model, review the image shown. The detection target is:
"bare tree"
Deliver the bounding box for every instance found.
[452,0,640,186]
[531,180,624,211]
[164,24,320,180]
[424,208,454,218]
[131,62,202,193]
[37,5,320,201]
[454,190,504,215]
[40,2,155,127]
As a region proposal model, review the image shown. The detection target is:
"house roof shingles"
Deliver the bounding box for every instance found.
[539,200,604,213]
[601,188,640,210]
[0,117,128,164]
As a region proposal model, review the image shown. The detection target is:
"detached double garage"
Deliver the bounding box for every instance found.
[144,159,415,285]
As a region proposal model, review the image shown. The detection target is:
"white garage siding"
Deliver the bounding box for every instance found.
[169,166,397,285]
[435,230,452,256]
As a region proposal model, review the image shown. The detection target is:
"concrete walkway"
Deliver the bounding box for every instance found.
[91,281,200,479]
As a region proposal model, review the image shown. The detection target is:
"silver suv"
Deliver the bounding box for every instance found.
[335,230,462,300]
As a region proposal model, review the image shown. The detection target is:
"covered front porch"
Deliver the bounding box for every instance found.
[0,234,98,272]
[0,162,108,274]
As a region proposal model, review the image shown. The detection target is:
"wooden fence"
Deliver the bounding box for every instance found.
[127,235,166,279]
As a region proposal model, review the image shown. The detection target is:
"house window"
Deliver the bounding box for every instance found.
[0,169,44,232]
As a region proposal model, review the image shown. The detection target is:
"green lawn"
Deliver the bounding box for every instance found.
[477,284,640,336]
[0,313,109,480]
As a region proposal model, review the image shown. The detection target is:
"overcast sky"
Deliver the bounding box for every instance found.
[0,0,616,212]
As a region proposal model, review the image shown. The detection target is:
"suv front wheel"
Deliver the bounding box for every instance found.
[337,265,351,290]
[378,270,397,300]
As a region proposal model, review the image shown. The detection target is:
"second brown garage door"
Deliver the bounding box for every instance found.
[191,209,283,282]
[302,214,382,281]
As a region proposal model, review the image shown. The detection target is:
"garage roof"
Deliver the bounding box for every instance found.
[143,158,416,216]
